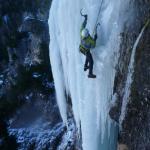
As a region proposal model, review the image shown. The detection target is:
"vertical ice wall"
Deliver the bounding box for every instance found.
[49,0,130,149]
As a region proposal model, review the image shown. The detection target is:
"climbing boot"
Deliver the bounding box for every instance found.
[84,66,89,71]
[88,74,96,78]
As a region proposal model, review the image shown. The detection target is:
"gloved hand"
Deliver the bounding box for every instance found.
[84,15,88,20]
[94,33,97,40]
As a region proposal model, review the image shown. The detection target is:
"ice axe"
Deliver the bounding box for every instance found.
[93,23,100,35]
[96,23,100,30]
[80,9,87,18]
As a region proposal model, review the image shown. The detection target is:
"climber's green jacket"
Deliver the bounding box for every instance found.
[79,17,97,54]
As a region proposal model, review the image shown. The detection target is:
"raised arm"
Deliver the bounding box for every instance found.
[80,15,87,35]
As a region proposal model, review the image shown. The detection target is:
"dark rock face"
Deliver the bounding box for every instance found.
[120,23,150,150]
[0,0,52,72]
[0,0,71,150]
[0,0,53,118]
[0,1,78,150]
[110,1,150,150]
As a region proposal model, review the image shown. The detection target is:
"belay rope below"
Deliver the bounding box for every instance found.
[92,0,104,35]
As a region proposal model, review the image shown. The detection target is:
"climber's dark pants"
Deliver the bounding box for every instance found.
[84,51,93,75]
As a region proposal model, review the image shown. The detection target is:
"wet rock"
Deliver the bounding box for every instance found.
[110,0,150,149]
[0,1,56,149]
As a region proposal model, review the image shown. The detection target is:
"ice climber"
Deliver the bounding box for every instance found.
[79,14,98,78]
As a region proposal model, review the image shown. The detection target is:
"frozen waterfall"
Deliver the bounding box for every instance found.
[49,0,131,149]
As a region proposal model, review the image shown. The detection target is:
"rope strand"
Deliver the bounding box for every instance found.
[93,0,104,35]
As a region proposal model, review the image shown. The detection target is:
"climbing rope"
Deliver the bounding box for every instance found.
[80,0,104,35]
[93,0,104,35]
